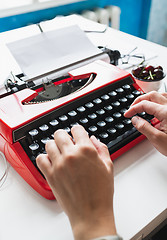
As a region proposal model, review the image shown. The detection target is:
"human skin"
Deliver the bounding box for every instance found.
[36,125,117,240]
[124,91,167,156]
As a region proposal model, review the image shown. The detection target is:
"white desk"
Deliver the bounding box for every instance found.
[0,15,167,240]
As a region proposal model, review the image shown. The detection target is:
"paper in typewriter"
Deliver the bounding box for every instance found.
[7,25,101,80]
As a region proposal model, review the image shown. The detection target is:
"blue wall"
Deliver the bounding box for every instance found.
[0,0,152,39]
[105,0,152,39]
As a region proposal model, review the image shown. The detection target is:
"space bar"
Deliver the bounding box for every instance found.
[107,127,140,154]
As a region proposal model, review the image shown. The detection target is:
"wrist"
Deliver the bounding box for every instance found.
[91,235,123,240]
[71,213,117,240]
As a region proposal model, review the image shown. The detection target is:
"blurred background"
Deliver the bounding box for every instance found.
[0,0,166,47]
[147,0,167,47]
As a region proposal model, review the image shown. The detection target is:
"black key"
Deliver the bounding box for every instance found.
[39,124,49,136]
[99,132,109,142]
[115,123,124,131]
[79,118,89,125]
[104,105,113,112]
[68,110,77,117]
[123,119,132,126]
[107,128,117,139]
[96,109,105,115]
[113,112,122,119]
[28,129,39,140]
[59,115,68,122]
[126,94,135,102]
[97,121,106,127]
[119,97,128,104]
[70,122,79,127]
[49,119,59,126]
[93,98,102,104]
[105,116,114,124]
[29,143,40,156]
[49,119,59,129]
[122,84,131,91]
[77,106,86,113]
[120,108,128,114]
[41,137,51,145]
[88,113,97,120]
[112,101,121,108]
[101,94,110,101]
[88,126,98,133]
[99,132,109,139]
[85,102,94,108]
[132,90,141,97]
[107,128,117,134]
[108,91,117,98]
[116,87,124,94]
[39,124,49,132]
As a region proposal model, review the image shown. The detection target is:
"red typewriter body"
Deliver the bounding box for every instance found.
[0,61,158,199]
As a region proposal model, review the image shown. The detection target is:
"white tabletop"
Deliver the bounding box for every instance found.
[0,15,167,240]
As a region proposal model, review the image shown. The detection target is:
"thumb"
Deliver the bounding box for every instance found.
[131,116,160,142]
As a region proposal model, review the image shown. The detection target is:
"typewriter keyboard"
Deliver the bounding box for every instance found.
[18,76,153,172]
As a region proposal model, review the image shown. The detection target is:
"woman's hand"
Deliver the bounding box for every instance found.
[36,125,116,240]
[124,91,167,156]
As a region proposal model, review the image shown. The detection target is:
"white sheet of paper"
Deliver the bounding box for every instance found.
[7,25,101,79]
[40,14,107,33]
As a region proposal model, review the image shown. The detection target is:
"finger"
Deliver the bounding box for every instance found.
[131,91,167,107]
[71,125,94,146]
[90,135,110,157]
[54,129,74,153]
[124,100,163,120]
[161,92,167,99]
[45,139,60,164]
[131,116,162,141]
[90,135,112,166]
[132,116,167,154]
[36,153,52,176]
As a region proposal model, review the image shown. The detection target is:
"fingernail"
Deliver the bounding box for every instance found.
[131,116,139,126]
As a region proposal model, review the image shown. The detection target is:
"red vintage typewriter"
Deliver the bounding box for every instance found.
[0,60,158,199]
